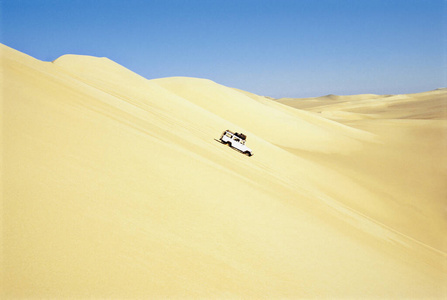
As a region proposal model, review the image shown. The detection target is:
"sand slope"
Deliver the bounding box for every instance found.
[2,43,446,298]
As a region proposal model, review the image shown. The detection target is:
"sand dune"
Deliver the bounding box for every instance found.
[277,90,447,120]
[2,43,446,298]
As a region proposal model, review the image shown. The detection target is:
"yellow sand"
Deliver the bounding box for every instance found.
[2,43,446,298]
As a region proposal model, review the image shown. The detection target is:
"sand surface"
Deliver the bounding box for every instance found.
[2,43,446,298]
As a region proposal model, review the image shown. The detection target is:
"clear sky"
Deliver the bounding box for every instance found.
[1,0,445,97]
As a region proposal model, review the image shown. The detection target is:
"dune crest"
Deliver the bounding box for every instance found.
[2,43,446,298]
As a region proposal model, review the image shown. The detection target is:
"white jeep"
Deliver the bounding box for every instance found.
[220,130,253,157]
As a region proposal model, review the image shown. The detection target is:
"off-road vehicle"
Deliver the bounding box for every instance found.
[219,130,253,157]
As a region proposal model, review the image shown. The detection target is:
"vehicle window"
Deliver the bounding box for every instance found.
[226,133,232,138]
[234,138,240,142]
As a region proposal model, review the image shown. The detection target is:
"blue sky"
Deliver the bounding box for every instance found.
[1,0,445,97]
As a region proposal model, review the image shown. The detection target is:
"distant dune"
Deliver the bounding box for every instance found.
[2,43,446,298]
[276,90,447,119]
